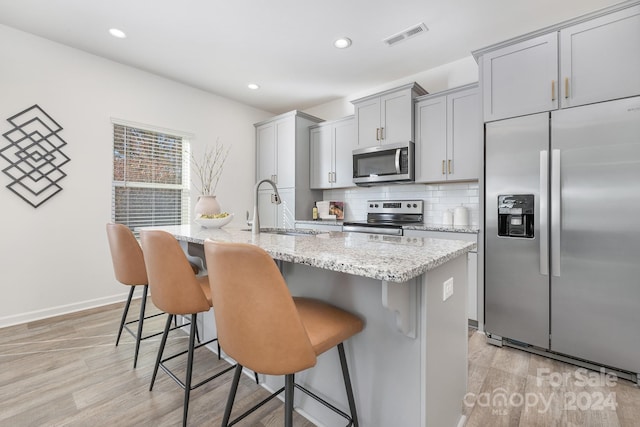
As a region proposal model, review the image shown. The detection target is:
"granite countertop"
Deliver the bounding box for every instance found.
[403,224,479,234]
[140,225,476,283]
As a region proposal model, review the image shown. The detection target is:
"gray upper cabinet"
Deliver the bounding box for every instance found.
[481,33,558,122]
[352,82,427,147]
[415,84,481,183]
[254,110,323,228]
[479,3,640,122]
[310,116,356,189]
[256,115,298,188]
[559,4,640,109]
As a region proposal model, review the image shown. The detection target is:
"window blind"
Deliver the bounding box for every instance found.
[112,123,190,234]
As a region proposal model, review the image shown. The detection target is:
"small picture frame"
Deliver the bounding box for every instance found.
[329,201,344,220]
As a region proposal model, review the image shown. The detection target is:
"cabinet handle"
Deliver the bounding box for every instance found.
[380,127,384,140]
[272,174,277,184]
[551,80,556,101]
[442,160,445,175]
[332,172,336,183]
[376,128,380,141]
[564,77,569,99]
[448,159,452,174]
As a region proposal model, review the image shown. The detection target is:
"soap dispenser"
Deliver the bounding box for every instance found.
[312,202,318,220]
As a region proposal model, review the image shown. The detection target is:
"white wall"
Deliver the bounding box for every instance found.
[0,25,271,327]
[305,56,479,121]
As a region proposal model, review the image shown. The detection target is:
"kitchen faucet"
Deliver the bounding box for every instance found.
[252,179,281,235]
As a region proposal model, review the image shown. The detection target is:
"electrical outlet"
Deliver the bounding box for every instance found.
[443,277,454,301]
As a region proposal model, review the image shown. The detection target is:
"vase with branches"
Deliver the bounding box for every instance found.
[192,139,231,217]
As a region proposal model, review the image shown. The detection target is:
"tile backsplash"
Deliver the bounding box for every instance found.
[322,182,479,226]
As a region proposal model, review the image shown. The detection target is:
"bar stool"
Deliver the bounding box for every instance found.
[106,223,165,368]
[204,240,364,427]
[140,230,233,427]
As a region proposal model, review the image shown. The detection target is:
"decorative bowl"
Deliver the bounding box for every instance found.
[194,213,234,228]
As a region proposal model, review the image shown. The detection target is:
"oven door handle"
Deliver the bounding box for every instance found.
[395,149,401,174]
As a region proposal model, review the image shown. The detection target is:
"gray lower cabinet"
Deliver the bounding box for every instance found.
[404,229,479,322]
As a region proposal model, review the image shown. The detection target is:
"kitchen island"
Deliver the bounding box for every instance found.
[142,225,476,427]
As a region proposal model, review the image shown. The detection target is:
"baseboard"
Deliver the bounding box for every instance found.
[0,292,131,328]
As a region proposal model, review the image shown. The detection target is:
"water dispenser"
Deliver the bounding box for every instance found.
[497,195,534,238]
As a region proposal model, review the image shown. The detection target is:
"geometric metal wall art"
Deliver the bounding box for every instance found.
[1,105,70,208]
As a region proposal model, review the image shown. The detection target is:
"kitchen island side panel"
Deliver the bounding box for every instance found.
[278,263,423,427]
[277,256,468,427]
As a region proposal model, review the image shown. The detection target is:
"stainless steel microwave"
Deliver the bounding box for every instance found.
[352,141,415,186]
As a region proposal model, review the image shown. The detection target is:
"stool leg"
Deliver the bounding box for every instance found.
[222,364,243,427]
[284,374,294,427]
[338,343,359,427]
[183,313,198,427]
[116,286,135,346]
[150,314,173,391]
[133,285,148,368]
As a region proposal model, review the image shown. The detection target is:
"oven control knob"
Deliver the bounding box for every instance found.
[369,204,373,208]
[413,203,417,208]
[374,204,379,208]
[406,203,411,208]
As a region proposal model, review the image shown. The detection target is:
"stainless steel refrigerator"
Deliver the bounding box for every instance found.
[485,96,640,375]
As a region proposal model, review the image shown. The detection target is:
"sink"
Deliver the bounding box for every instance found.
[240,228,326,236]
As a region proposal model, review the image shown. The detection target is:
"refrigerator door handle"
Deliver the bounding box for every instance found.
[540,150,549,276]
[551,149,561,277]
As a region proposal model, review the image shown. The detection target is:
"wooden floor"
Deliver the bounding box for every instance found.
[0,299,638,426]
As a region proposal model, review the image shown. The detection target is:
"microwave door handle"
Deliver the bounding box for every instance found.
[395,149,401,174]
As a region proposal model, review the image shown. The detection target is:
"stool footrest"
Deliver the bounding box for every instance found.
[226,380,354,427]
[123,312,189,342]
[159,337,234,391]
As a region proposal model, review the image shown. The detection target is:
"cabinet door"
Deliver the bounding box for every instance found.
[275,118,295,187]
[447,88,481,181]
[482,32,558,122]
[309,127,332,189]
[355,97,381,147]
[276,188,295,229]
[415,96,447,182]
[257,189,278,228]
[256,123,276,182]
[333,118,356,188]
[381,89,413,145]
[560,5,640,108]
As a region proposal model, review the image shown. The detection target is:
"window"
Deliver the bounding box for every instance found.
[112,121,190,233]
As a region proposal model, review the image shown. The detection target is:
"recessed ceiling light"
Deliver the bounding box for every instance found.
[109,28,127,39]
[247,83,260,90]
[334,37,352,49]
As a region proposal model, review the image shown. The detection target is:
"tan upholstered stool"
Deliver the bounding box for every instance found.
[140,230,234,427]
[106,223,166,368]
[204,240,363,427]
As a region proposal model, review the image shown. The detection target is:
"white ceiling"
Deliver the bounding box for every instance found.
[0,0,625,114]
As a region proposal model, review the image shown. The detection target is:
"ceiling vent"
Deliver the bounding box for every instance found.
[383,23,428,47]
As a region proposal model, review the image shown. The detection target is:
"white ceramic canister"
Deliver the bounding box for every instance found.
[453,205,469,227]
[442,209,453,226]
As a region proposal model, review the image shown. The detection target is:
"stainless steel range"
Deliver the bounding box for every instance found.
[342,199,423,236]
